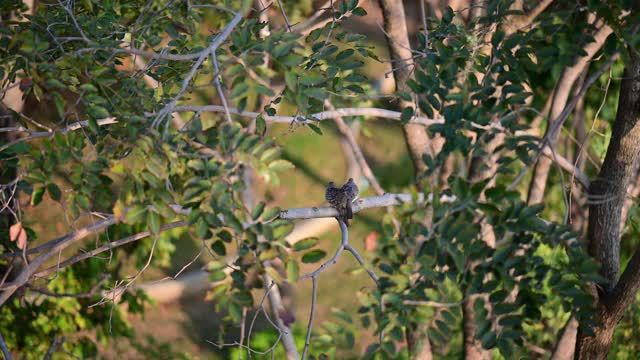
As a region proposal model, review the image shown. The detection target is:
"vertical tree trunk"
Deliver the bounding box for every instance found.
[376,1,433,358]
[575,49,640,359]
[377,0,433,177]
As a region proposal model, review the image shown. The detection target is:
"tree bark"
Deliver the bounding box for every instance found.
[376,1,434,357]
[377,0,433,176]
[575,49,640,359]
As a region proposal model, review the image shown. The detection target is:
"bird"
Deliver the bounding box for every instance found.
[325,178,359,226]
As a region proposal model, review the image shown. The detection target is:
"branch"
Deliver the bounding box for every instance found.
[43,336,65,360]
[172,105,442,126]
[0,332,12,360]
[151,8,244,129]
[279,193,456,220]
[0,118,117,153]
[34,221,186,278]
[541,145,591,189]
[0,214,117,307]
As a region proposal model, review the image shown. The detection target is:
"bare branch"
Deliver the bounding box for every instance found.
[34,221,186,278]
[173,105,443,126]
[0,118,117,153]
[541,145,591,189]
[151,8,244,129]
[0,332,12,360]
[43,337,65,360]
[280,193,456,221]
[0,214,117,307]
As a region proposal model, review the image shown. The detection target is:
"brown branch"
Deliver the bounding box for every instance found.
[43,337,65,360]
[378,0,433,178]
[550,316,578,360]
[0,215,118,307]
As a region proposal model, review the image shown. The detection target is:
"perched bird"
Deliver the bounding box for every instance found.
[325,178,359,226]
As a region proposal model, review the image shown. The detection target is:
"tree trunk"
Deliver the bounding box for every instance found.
[376,1,434,357]
[575,49,640,359]
[377,0,433,176]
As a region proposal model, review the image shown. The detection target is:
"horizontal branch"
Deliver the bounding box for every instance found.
[0,118,117,153]
[172,105,442,126]
[279,193,456,220]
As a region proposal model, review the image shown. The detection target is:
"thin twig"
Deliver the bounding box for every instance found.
[301,276,317,360]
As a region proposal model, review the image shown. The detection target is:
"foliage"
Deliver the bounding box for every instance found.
[1,0,639,358]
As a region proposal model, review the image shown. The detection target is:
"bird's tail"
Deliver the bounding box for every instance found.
[345,205,353,220]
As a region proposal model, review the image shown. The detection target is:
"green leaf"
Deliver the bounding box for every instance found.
[302,249,326,263]
[230,82,249,98]
[293,237,318,251]
[265,266,284,284]
[481,330,497,349]
[211,240,226,256]
[299,72,324,86]
[89,105,109,119]
[401,107,414,124]
[352,7,367,16]
[268,159,295,171]
[148,210,161,234]
[46,78,65,89]
[46,183,62,201]
[262,207,280,221]
[218,229,233,243]
[336,49,355,62]
[256,114,266,136]
[442,6,454,24]
[251,201,266,220]
[284,71,297,91]
[31,186,45,206]
[195,217,209,238]
[259,248,278,261]
[307,123,323,135]
[76,194,90,209]
[126,205,147,224]
[79,83,98,92]
[286,260,299,283]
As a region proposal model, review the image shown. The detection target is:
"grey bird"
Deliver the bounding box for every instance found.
[325,178,359,226]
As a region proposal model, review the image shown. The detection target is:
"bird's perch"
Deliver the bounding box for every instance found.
[279,193,457,220]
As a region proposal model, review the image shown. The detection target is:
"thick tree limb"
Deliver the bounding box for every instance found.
[576,50,640,359]
[378,0,433,178]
